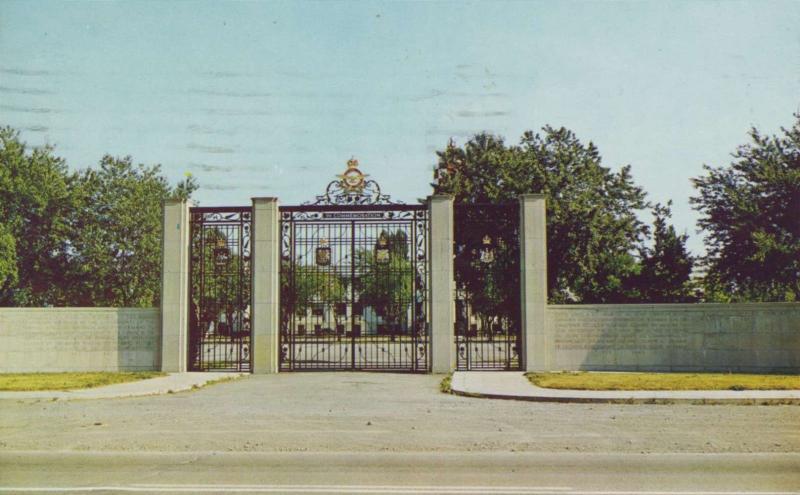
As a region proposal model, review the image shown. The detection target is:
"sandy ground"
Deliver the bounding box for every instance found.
[1,372,798,454]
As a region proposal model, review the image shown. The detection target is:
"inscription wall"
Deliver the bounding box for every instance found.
[547,303,800,372]
[0,308,160,372]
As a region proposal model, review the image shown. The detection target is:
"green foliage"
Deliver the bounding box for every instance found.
[68,155,198,306]
[633,202,695,302]
[280,230,414,329]
[439,373,452,393]
[355,230,414,326]
[173,172,199,202]
[691,114,800,302]
[190,227,251,327]
[0,127,198,307]
[0,222,17,290]
[433,128,660,303]
[0,127,77,305]
[282,263,348,313]
[454,208,519,331]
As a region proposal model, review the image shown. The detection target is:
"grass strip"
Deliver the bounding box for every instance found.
[527,371,800,391]
[439,373,452,393]
[0,372,165,391]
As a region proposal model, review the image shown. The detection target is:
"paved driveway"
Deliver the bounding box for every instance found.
[1,372,798,455]
[2,373,800,493]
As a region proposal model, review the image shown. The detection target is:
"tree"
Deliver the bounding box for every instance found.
[284,263,348,313]
[190,226,252,331]
[634,202,695,302]
[67,155,198,306]
[453,206,519,336]
[355,231,414,330]
[433,128,652,303]
[279,255,349,334]
[691,114,800,302]
[0,127,78,306]
[0,222,17,291]
[1,125,199,307]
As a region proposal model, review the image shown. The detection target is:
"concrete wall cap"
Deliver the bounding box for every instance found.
[162,198,186,206]
[519,193,546,200]
[427,194,453,202]
[252,197,279,203]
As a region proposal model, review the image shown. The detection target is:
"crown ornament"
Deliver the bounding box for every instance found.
[306,157,399,206]
[337,157,368,193]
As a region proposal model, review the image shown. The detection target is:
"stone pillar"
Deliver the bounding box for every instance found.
[429,195,455,373]
[160,199,190,372]
[520,194,550,371]
[251,197,280,374]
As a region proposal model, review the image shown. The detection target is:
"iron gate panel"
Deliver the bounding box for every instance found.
[279,205,429,372]
[454,203,521,370]
[188,207,252,372]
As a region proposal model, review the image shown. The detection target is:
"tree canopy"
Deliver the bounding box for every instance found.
[433,128,694,303]
[0,126,197,307]
[0,222,17,291]
[0,127,79,305]
[691,114,800,302]
[355,230,414,327]
[633,202,695,302]
[453,205,520,333]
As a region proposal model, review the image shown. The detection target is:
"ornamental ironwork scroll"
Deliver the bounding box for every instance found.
[276,157,429,372]
[307,158,400,206]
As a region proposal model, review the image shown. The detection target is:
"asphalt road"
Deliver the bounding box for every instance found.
[1,373,799,493]
[2,451,799,494]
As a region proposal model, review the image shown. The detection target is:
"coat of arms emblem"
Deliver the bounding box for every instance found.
[479,235,495,264]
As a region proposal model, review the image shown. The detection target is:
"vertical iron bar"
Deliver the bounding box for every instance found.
[350,220,356,370]
[290,218,296,370]
[411,217,417,371]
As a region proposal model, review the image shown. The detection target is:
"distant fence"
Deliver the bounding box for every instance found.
[0,308,160,372]
[547,303,800,373]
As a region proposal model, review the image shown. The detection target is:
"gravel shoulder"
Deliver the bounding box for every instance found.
[1,373,798,455]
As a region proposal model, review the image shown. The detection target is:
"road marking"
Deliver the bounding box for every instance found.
[0,487,798,495]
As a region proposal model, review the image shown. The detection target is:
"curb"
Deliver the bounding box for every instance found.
[449,372,800,406]
[450,388,800,405]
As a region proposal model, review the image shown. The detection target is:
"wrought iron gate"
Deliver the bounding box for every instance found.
[454,203,522,370]
[279,159,430,372]
[188,207,252,372]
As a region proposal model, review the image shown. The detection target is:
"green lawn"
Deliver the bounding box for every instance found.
[0,372,165,391]
[527,372,800,391]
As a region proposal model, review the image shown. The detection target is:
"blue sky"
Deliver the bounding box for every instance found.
[1,0,798,254]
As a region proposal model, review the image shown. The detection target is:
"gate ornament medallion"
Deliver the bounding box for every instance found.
[280,159,429,372]
[309,158,399,205]
[479,235,495,264]
[315,238,331,266]
[375,232,391,264]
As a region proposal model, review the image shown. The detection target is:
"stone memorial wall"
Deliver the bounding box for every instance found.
[547,303,800,373]
[2,303,798,373]
[0,308,160,372]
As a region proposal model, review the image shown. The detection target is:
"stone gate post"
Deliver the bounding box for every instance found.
[251,197,281,374]
[429,195,455,373]
[160,199,190,372]
[519,193,550,371]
